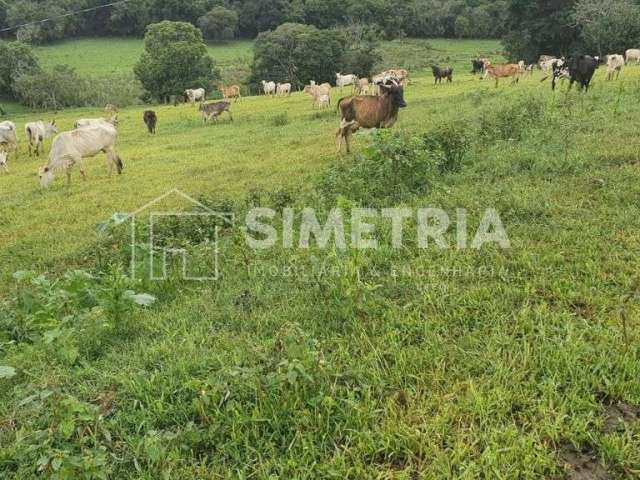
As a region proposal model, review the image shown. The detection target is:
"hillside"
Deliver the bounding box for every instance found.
[1,39,640,479]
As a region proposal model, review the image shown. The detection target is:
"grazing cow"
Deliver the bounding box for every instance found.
[606,54,625,80]
[432,66,453,84]
[219,84,242,102]
[0,150,8,172]
[200,101,233,123]
[625,49,640,64]
[262,81,276,97]
[483,63,521,87]
[25,120,58,156]
[336,81,407,154]
[336,73,358,91]
[185,88,206,105]
[276,83,292,96]
[471,59,485,75]
[552,55,598,91]
[39,123,123,188]
[75,115,118,129]
[0,121,18,155]
[304,82,332,108]
[143,110,157,134]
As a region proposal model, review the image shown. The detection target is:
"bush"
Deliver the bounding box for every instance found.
[479,95,546,142]
[13,66,143,110]
[271,112,289,127]
[250,23,346,89]
[134,21,219,103]
[423,121,472,173]
[198,6,238,40]
[0,41,40,97]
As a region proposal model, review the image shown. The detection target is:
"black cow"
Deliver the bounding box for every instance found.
[471,59,485,75]
[552,55,598,91]
[143,110,157,134]
[432,66,453,84]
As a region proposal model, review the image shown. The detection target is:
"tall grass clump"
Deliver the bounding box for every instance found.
[479,94,546,142]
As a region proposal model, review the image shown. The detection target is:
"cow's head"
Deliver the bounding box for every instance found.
[39,166,54,188]
[380,83,407,109]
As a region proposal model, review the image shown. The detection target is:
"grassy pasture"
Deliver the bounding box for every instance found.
[1,38,640,478]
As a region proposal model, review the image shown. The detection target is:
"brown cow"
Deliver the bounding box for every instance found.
[143,110,157,134]
[219,84,242,102]
[336,82,407,154]
[483,63,521,87]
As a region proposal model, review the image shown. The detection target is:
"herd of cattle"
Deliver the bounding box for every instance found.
[0,51,636,185]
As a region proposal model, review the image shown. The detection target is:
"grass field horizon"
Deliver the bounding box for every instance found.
[1,37,640,478]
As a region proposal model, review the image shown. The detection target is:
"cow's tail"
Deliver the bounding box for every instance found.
[25,126,33,144]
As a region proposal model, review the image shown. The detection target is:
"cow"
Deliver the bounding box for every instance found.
[336,73,358,91]
[336,81,407,154]
[432,66,453,84]
[200,101,233,123]
[276,83,292,96]
[471,59,485,75]
[606,54,625,80]
[143,110,157,134]
[483,63,521,87]
[25,120,58,156]
[518,60,526,73]
[355,78,371,95]
[539,56,558,73]
[304,82,331,108]
[219,84,242,102]
[0,150,7,173]
[39,123,123,188]
[0,121,18,155]
[75,115,118,129]
[552,55,598,91]
[185,88,206,105]
[262,81,276,97]
[625,49,640,64]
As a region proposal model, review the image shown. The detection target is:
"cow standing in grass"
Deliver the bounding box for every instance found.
[336,81,407,154]
[606,54,625,81]
[39,123,123,188]
[75,115,118,129]
[552,55,598,91]
[144,110,157,134]
[625,49,640,64]
[262,81,276,97]
[25,120,57,156]
[185,88,206,106]
[483,63,521,87]
[219,84,242,102]
[0,121,18,156]
[432,66,453,84]
[200,101,233,123]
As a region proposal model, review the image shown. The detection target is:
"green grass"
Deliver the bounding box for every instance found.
[2,38,640,479]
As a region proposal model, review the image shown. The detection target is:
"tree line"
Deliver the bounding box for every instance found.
[0,0,509,44]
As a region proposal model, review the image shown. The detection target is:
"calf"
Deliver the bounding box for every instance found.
[606,54,625,81]
[143,110,157,134]
[25,120,58,156]
[200,101,233,123]
[219,84,242,102]
[336,82,407,154]
[432,66,453,84]
[471,59,485,75]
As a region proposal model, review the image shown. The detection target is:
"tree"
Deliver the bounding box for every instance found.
[503,0,580,62]
[573,0,640,56]
[250,23,346,90]
[134,21,218,102]
[198,6,239,40]
[0,41,40,97]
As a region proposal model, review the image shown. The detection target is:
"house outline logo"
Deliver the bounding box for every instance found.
[125,188,233,282]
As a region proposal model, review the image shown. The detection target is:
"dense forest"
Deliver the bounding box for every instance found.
[0,0,509,43]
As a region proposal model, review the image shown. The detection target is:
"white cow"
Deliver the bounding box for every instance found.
[262,81,276,96]
[276,82,292,96]
[25,120,58,156]
[540,58,558,73]
[606,54,625,80]
[336,73,358,91]
[0,121,18,155]
[39,123,123,188]
[625,49,640,64]
[185,88,206,105]
[74,115,118,130]
[0,150,8,172]
[304,82,331,108]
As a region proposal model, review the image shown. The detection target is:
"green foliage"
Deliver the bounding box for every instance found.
[134,21,219,102]
[479,94,546,142]
[13,65,143,109]
[271,112,289,127]
[573,0,640,56]
[198,6,239,40]
[423,121,473,173]
[250,23,346,89]
[0,40,40,96]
